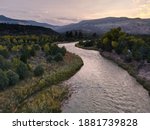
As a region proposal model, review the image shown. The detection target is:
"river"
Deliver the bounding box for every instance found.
[59,42,150,113]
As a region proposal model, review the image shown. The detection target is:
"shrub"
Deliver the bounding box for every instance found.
[16,61,29,80]
[60,46,67,56]
[49,44,59,55]
[34,65,44,77]
[46,55,54,63]
[0,45,9,58]
[0,56,12,70]
[53,53,63,62]
[0,69,9,90]
[20,54,28,63]
[6,70,19,86]
[78,40,84,46]
[84,40,94,47]
[30,46,36,57]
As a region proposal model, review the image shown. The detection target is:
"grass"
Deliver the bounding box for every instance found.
[16,85,69,113]
[0,52,83,112]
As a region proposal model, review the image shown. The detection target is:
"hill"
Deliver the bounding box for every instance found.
[0,15,59,30]
[55,17,150,35]
[1,15,150,35]
[0,23,58,36]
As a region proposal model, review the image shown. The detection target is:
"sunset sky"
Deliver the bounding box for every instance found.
[0,0,150,25]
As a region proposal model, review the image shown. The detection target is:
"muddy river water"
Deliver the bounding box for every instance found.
[59,43,150,113]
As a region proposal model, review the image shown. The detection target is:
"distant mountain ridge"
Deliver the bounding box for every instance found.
[0,15,150,35]
[56,17,150,35]
[0,15,59,30]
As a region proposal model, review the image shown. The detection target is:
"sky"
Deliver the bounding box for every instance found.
[0,0,150,25]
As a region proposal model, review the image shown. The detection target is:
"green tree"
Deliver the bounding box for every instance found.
[16,61,29,80]
[0,56,12,70]
[112,41,119,49]
[0,45,9,58]
[34,65,44,77]
[0,69,9,90]
[6,70,19,86]
[60,46,67,56]
[54,53,63,62]
[46,55,54,63]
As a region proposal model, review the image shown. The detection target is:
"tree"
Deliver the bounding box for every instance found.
[46,55,53,63]
[34,65,44,77]
[16,61,29,80]
[78,31,83,39]
[0,56,12,70]
[20,45,30,63]
[48,44,59,55]
[20,54,28,63]
[112,41,118,49]
[60,46,67,56]
[6,70,19,86]
[0,45,9,58]
[102,37,112,51]
[0,69,9,90]
[53,53,63,62]
[30,45,36,57]
[92,33,97,38]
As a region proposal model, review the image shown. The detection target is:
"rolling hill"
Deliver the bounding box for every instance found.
[0,15,150,35]
[0,23,58,36]
[55,17,150,35]
[0,15,59,30]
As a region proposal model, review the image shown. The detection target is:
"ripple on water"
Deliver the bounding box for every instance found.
[59,43,150,113]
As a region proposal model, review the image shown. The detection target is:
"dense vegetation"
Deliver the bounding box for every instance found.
[0,23,58,36]
[77,27,150,93]
[0,52,83,112]
[78,27,150,63]
[0,24,83,112]
[0,34,67,90]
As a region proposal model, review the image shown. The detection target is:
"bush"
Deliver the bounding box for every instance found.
[0,45,9,58]
[49,44,59,55]
[46,55,54,63]
[53,53,63,62]
[20,54,28,63]
[78,40,84,46]
[60,46,67,56]
[30,46,36,57]
[0,69,9,90]
[34,65,44,77]
[6,70,19,86]
[16,61,29,80]
[0,56,12,70]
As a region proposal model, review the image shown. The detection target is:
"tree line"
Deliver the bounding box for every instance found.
[79,27,150,63]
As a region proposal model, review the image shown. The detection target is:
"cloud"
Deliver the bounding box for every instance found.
[0,0,149,25]
[131,0,150,18]
[139,1,150,17]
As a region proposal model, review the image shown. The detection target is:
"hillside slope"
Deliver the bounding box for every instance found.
[0,23,58,36]
[56,17,150,35]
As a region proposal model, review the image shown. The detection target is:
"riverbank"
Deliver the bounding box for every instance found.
[75,43,98,51]
[100,51,150,94]
[76,43,150,95]
[0,52,83,112]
